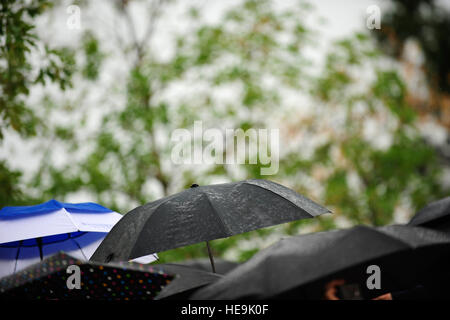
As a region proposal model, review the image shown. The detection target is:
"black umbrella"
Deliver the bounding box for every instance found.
[153,264,222,300]
[0,251,174,300]
[174,258,238,275]
[190,225,450,299]
[90,179,331,273]
[408,197,450,232]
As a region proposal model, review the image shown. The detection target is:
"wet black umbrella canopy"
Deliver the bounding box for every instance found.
[174,258,238,275]
[90,179,331,272]
[190,225,450,299]
[408,196,450,232]
[153,264,222,300]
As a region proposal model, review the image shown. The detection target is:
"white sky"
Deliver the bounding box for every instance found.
[1,0,384,165]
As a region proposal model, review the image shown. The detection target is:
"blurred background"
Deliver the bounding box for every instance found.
[1,0,449,263]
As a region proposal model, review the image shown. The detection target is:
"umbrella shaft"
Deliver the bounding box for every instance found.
[37,237,43,261]
[205,241,216,273]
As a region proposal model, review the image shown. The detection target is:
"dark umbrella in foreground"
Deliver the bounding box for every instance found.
[191,225,450,300]
[153,264,222,300]
[91,179,331,273]
[0,251,173,300]
[408,197,450,232]
[175,258,238,275]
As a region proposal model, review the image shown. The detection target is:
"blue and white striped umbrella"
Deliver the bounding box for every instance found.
[0,200,157,278]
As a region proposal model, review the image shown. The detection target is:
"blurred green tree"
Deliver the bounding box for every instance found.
[0,0,75,206]
[372,0,450,130]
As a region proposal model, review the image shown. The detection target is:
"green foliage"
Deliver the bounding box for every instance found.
[81,31,104,81]
[372,71,415,124]
[0,0,75,207]
[306,33,447,226]
[372,0,450,94]
[0,0,75,138]
[0,161,23,206]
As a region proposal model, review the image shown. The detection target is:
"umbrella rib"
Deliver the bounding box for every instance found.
[201,191,231,237]
[243,182,326,216]
[375,228,419,249]
[127,196,182,260]
[13,240,23,274]
[61,207,81,231]
[69,234,88,261]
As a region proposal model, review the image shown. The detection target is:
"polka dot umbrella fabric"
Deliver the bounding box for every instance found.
[0,251,173,300]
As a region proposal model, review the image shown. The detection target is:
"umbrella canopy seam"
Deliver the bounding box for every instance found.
[69,236,88,261]
[61,207,81,232]
[127,197,182,260]
[130,191,230,258]
[201,190,232,236]
[243,181,330,217]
